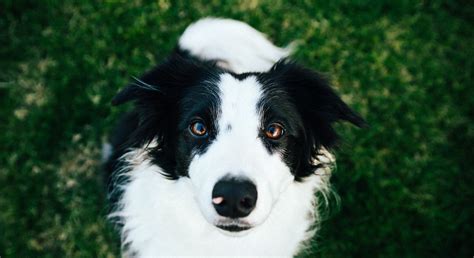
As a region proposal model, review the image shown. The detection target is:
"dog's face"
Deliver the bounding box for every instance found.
[113,54,365,234]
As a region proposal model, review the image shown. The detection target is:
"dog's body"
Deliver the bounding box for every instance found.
[106,18,365,257]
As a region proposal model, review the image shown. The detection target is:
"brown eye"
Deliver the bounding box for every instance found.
[265,123,285,140]
[190,121,208,137]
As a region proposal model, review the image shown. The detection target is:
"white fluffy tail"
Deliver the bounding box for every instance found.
[178,18,292,73]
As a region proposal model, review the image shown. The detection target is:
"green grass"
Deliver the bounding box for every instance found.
[1,0,472,257]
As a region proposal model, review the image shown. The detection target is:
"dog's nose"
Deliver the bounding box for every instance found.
[212,178,257,218]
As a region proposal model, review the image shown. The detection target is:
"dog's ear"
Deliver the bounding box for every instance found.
[264,60,367,149]
[112,53,219,106]
[110,68,172,149]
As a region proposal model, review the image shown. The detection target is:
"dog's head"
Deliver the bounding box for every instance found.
[113,53,365,234]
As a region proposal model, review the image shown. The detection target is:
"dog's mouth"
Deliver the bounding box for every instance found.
[215,219,252,233]
[216,224,251,232]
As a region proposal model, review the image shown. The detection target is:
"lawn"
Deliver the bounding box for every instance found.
[1,0,473,257]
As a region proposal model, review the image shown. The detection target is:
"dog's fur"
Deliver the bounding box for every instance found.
[105,18,365,257]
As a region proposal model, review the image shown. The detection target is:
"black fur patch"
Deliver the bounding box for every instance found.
[108,49,224,182]
[257,59,366,179]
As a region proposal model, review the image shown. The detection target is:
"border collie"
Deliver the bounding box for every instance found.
[105,18,365,257]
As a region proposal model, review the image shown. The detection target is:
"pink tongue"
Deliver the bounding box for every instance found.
[212,197,224,205]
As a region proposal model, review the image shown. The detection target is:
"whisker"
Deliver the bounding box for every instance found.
[131,76,161,92]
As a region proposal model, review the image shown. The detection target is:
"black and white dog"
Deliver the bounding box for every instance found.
[105,18,365,256]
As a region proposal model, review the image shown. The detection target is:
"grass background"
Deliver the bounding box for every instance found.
[1,0,473,257]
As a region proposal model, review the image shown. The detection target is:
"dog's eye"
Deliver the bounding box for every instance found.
[265,123,285,140]
[190,121,208,137]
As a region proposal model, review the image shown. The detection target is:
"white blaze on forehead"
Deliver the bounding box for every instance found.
[217,74,263,137]
[188,73,295,228]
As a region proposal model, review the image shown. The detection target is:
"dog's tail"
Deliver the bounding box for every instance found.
[178,18,292,73]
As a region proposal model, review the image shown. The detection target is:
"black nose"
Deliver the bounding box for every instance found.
[212,178,258,218]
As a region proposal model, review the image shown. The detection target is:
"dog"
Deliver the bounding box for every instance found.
[105,18,366,257]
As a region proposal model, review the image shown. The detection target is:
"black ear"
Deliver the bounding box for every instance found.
[263,60,367,149]
[112,51,220,106]
[109,73,169,150]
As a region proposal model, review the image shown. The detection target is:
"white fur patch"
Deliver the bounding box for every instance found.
[112,146,332,256]
[179,18,292,73]
[189,74,293,228]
